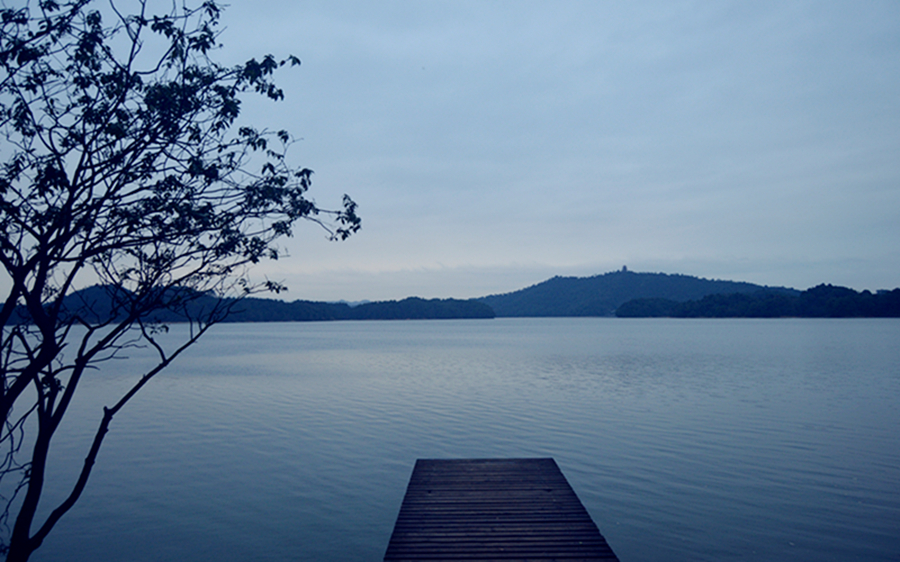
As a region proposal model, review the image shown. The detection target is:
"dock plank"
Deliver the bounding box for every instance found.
[384,458,619,561]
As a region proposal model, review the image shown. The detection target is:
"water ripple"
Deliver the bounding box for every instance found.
[31,318,900,562]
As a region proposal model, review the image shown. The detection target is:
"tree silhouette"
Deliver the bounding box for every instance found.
[0,1,359,559]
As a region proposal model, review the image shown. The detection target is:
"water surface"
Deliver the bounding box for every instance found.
[32,318,900,561]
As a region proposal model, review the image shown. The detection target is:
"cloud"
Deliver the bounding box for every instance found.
[217,1,900,299]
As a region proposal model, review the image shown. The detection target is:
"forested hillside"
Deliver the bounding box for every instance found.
[11,286,494,324]
[16,272,897,323]
[616,284,900,318]
[225,296,495,321]
[476,269,797,317]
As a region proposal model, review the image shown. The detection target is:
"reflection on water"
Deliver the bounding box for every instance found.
[33,318,900,561]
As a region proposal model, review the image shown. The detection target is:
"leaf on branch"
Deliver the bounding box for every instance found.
[0,1,361,552]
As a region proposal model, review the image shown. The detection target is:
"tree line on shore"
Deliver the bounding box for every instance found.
[16,278,900,325]
[10,285,495,325]
[616,284,900,318]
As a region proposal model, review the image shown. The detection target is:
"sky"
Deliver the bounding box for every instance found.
[213,1,900,302]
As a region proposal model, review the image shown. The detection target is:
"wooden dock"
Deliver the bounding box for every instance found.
[384,458,620,561]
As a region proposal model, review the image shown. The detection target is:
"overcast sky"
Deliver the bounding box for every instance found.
[215,1,899,301]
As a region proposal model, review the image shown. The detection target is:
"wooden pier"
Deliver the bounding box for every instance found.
[384,458,620,561]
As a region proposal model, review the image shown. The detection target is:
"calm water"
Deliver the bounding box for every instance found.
[30,318,900,561]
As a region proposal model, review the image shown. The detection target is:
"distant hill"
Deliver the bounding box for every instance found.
[18,270,896,324]
[617,284,900,318]
[12,287,494,324]
[476,269,798,317]
[220,295,495,321]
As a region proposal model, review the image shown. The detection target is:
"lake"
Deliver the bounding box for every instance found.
[30,318,900,561]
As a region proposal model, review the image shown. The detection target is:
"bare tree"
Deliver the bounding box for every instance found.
[0,1,360,559]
